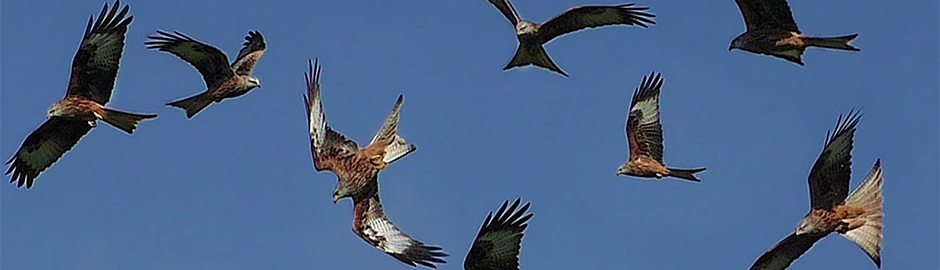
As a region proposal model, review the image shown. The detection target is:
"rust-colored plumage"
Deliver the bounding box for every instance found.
[147,30,265,118]
[5,1,156,189]
[303,60,445,268]
[617,72,705,182]
[750,111,884,270]
[486,0,655,76]
[730,0,859,65]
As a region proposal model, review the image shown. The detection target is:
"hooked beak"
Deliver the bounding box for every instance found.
[332,194,340,204]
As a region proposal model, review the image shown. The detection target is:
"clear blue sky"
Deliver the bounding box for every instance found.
[2,0,937,269]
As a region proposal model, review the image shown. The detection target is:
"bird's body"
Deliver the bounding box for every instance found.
[617,72,705,182]
[5,1,156,189]
[730,0,859,65]
[487,0,655,76]
[303,60,445,268]
[147,30,265,118]
[750,111,884,270]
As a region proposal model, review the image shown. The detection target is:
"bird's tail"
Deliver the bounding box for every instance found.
[99,108,158,134]
[667,167,706,182]
[803,34,860,51]
[167,92,213,118]
[840,159,884,268]
[504,44,568,77]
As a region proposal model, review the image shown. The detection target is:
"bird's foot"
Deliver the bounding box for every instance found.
[87,120,96,127]
[370,155,386,169]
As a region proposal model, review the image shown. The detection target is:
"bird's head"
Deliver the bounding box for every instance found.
[47,103,63,118]
[248,77,262,89]
[616,164,632,176]
[516,21,537,36]
[332,182,352,204]
[796,215,818,235]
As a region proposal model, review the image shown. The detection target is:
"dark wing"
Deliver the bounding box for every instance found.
[369,95,417,164]
[303,59,358,172]
[734,0,799,32]
[538,4,655,44]
[487,0,521,26]
[145,30,236,88]
[464,198,533,270]
[231,31,266,76]
[807,110,860,210]
[65,1,133,104]
[353,194,448,268]
[6,118,93,189]
[749,233,826,270]
[625,72,664,163]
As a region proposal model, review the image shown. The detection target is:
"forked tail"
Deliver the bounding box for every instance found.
[841,159,884,268]
[100,108,158,134]
[167,92,213,118]
[504,44,568,77]
[804,34,860,51]
[667,167,706,182]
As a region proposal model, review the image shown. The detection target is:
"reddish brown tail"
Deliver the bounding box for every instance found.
[167,92,213,118]
[667,167,706,182]
[804,34,860,51]
[841,159,884,268]
[100,108,157,134]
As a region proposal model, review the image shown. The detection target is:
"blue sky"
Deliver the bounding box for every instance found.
[1,0,937,269]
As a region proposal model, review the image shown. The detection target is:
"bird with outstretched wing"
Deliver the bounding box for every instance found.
[147,30,265,118]
[464,198,533,270]
[6,1,156,189]
[729,0,859,65]
[486,0,655,76]
[750,111,883,270]
[617,72,705,182]
[303,59,443,268]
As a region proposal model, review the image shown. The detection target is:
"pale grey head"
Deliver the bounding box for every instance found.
[516,21,538,36]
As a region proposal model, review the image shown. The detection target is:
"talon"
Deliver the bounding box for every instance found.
[87,120,96,127]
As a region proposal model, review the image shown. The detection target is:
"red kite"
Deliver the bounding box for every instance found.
[486,0,655,76]
[5,1,156,189]
[303,60,445,268]
[464,198,533,270]
[617,72,705,182]
[147,30,266,118]
[730,0,859,65]
[750,111,883,270]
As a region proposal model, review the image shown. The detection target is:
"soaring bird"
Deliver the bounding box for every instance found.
[617,72,705,182]
[5,1,156,190]
[464,198,533,270]
[486,0,655,77]
[749,111,884,270]
[303,60,446,268]
[729,0,860,65]
[146,30,266,118]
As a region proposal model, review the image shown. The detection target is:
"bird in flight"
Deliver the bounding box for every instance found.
[617,72,705,182]
[303,59,446,268]
[749,111,883,270]
[5,1,157,190]
[729,0,860,65]
[147,30,266,118]
[464,198,533,270]
[486,0,655,76]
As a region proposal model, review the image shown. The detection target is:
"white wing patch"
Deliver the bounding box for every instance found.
[630,95,660,126]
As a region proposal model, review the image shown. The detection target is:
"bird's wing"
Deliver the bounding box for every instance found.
[353,194,448,268]
[749,232,826,270]
[303,59,358,172]
[487,0,521,26]
[807,111,860,210]
[369,95,416,164]
[5,118,93,189]
[145,30,236,88]
[538,4,655,44]
[625,72,664,163]
[231,31,265,76]
[65,1,132,104]
[734,0,799,32]
[464,198,533,270]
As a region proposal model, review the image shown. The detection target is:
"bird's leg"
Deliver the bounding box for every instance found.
[838,218,866,233]
[87,120,97,127]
